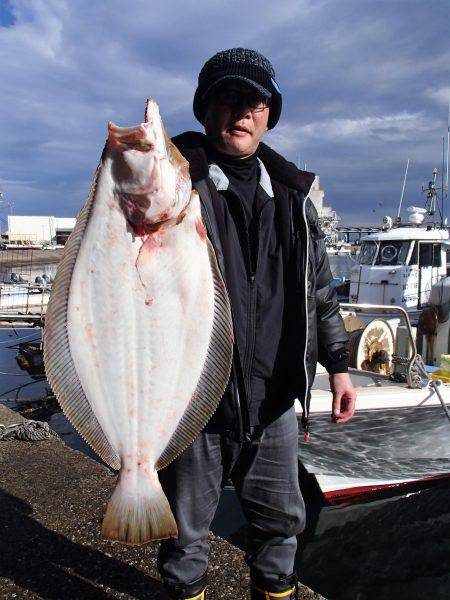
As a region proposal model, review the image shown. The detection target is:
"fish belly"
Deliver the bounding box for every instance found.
[66,158,215,542]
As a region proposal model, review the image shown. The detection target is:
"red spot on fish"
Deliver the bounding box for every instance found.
[75,306,80,311]
[126,467,132,473]
[85,322,94,340]
[140,234,162,257]
[145,297,153,306]
[195,219,207,242]
[159,211,169,221]
[137,461,142,468]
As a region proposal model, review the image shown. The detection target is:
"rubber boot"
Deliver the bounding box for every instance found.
[250,572,299,600]
[165,589,205,600]
[163,572,207,600]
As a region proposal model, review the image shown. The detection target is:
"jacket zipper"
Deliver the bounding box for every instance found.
[243,274,256,400]
[300,177,317,426]
[239,199,258,438]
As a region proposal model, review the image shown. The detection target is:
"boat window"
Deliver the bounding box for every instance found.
[418,243,441,268]
[419,243,432,267]
[359,241,378,265]
[432,243,442,267]
[374,241,411,265]
[409,242,418,265]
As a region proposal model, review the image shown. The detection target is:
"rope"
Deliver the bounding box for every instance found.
[0,419,58,441]
[429,380,450,424]
[0,332,41,345]
[0,372,37,377]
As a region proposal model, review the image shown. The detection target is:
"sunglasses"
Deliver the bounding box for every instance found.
[210,88,270,112]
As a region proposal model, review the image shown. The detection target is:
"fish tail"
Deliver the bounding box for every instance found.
[101,475,178,545]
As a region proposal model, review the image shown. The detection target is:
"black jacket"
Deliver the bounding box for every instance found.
[172,132,349,434]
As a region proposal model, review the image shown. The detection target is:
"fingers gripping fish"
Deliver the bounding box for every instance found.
[43,100,233,545]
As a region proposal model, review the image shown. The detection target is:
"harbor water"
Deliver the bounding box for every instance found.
[0,255,449,600]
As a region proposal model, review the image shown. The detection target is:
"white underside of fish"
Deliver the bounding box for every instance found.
[43,101,233,545]
[68,165,214,467]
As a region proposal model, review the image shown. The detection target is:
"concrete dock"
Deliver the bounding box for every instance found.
[0,405,325,599]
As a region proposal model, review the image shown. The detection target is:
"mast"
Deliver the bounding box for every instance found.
[446,99,449,203]
[397,159,409,221]
[442,137,445,227]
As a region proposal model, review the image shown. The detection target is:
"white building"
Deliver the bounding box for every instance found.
[309,176,335,219]
[308,176,341,245]
[6,215,76,245]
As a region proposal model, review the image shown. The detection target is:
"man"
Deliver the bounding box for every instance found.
[158,48,356,600]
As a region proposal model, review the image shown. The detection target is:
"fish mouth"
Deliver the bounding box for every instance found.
[121,139,155,151]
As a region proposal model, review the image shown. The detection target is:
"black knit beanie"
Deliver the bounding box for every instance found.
[193,48,282,130]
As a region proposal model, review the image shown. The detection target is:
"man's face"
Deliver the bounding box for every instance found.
[201,82,270,158]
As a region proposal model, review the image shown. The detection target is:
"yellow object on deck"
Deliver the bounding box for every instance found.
[439,354,450,374]
[430,369,450,383]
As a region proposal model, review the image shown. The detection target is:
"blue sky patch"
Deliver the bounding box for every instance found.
[0,1,16,27]
[0,0,449,226]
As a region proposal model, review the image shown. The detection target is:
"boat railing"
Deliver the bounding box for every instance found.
[0,281,51,321]
[340,302,419,388]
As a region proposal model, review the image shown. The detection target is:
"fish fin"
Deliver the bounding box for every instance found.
[101,477,178,545]
[156,238,233,470]
[43,155,121,471]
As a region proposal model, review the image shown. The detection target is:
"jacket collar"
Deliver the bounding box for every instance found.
[171,131,315,195]
[208,159,274,198]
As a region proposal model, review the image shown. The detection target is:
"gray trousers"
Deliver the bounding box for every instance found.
[157,407,305,589]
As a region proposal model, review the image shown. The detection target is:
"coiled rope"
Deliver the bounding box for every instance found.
[0,419,58,441]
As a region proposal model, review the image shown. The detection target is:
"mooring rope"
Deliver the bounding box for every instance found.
[0,419,58,441]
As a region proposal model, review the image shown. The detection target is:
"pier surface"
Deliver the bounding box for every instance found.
[0,405,325,599]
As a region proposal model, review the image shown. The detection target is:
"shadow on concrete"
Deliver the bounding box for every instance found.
[0,490,163,599]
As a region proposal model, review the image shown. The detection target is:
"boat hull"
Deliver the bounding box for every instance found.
[297,388,450,503]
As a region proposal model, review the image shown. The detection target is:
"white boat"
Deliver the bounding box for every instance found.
[349,170,450,326]
[0,283,51,315]
[296,303,450,504]
[326,242,352,256]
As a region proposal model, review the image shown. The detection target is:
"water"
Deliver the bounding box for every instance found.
[1,255,449,599]
[0,327,91,456]
[210,481,450,600]
[328,254,356,281]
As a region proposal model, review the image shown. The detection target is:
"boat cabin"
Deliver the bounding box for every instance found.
[350,226,449,321]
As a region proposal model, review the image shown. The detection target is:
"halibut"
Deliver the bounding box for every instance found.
[43,100,233,545]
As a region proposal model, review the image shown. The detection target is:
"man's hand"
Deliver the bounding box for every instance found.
[329,372,356,424]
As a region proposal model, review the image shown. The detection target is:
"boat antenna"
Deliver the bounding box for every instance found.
[423,168,444,223]
[442,136,445,227]
[397,158,409,222]
[446,99,450,217]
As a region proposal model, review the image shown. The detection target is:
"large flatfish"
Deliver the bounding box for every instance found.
[43,100,233,545]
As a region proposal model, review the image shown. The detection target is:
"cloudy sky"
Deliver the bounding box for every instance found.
[1,0,449,227]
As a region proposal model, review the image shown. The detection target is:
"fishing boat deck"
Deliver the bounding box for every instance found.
[312,368,394,391]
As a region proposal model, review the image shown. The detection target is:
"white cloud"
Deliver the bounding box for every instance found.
[425,86,450,107]
[266,111,440,156]
[301,112,436,141]
[0,0,449,225]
